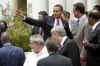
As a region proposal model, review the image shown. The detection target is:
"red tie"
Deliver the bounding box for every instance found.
[39,28,44,37]
[56,19,60,26]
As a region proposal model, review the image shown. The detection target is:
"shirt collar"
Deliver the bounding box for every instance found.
[3,42,11,47]
[60,36,67,46]
[32,46,48,56]
[78,15,87,23]
[92,21,100,31]
[38,46,46,56]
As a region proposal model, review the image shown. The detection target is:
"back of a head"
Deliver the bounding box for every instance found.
[93,5,100,11]
[88,10,100,25]
[51,27,66,37]
[0,21,8,33]
[39,11,48,16]
[64,11,70,19]
[88,10,100,20]
[45,37,59,53]
[74,2,85,14]
[1,32,11,44]
[30,34,44,46]
[38,11,48,20]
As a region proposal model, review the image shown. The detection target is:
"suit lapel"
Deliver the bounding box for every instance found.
[51,16,55,25]
[88,31,96,41]
[47,16,55,26]
[59,38,69,54]
[63,38,69,46]
[88,23,100,41]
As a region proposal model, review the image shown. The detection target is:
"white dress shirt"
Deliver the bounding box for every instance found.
[78,15,87,25]
[53,19,64,29]
[92,21,100,31]
[60,36,68,47]
[24,46,49,66]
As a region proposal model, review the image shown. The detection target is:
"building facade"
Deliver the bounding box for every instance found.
[0,0,100,20]
[27,0,100,19]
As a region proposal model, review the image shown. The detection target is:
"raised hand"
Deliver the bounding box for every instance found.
[61,11,65,19]
[61,11,68,22]
[16,10,24,19]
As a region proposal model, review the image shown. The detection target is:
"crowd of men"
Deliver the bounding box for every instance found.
[0,2,100,66]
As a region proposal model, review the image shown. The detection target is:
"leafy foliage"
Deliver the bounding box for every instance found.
[7,15,31,52]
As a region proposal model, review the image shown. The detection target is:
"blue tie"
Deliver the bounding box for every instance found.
[77,19,80,24]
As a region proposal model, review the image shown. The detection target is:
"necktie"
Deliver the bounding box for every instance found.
[77,19,80,24]
[56,19,60,26]
[39,28,44,37]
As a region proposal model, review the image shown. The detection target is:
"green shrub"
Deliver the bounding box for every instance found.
[7,15,31,52]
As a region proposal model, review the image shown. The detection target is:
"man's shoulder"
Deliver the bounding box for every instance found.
[65,39,75,44]
[8,45,23,50]
[7,45,24,53]
[44,16,54,20]
[37,55,48,65]
[12,46,24,53]
[0,45,24,56]
[57,54,71,61]
[39,53,71,62]
[96,23,100,31]
[38,54,72,66]
[64,39,78,48]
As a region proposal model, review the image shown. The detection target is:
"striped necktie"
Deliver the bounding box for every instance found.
[56,19,60,26]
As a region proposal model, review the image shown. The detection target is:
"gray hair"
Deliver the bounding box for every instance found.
[30,34,44,45]
[1,32,11,43]
[51,27,66,37]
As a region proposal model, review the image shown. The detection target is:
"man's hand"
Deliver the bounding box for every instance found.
[61,11,69,22]
[16,10,24,19]
[82,40,88,47]
[61,11,65,19]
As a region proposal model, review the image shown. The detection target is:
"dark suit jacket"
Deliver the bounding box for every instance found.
[85,23,100,66]
[0,43,25,66]
[37,53,72,66]
[32,26,40,35]
[23,16,73,41]
[58,39,81,66]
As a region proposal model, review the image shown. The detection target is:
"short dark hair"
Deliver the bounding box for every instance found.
[94,5,100,11]
[38,11,48,16]
[0,21,8,31]
[45,37,59,53]
[54,4,63,11]
[74,2,85,14]
[2,21,7,29]
[88,10,100,19]
[64,11,70,18]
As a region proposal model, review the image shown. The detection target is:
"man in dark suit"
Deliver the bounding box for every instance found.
[82,10,100,66]
[51,27,81,66]
[16,4,73,41]
[0,32,25,66]
[32,11,48,35]
[37,37,72,66]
